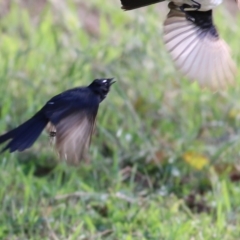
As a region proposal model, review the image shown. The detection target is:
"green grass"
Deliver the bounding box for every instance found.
[0,0,240,239]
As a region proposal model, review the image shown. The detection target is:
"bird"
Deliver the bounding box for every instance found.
[0,78,115,165]
[120,0,239,90]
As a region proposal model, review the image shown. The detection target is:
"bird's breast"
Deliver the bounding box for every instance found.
[172,0,223,11]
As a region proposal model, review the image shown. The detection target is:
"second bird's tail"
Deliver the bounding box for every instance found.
[0,111,48,153]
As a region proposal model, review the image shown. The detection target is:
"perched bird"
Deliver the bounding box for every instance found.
[120,0,239,90]
[0,78,115,165]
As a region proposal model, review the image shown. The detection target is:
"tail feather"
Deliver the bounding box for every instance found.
[121,0,164,10]
[0,111,48,153]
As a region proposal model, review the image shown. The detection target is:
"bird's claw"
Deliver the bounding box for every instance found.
[180,0,201,23]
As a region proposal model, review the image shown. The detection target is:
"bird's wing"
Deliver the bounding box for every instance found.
[120,0,165,10]
[44,88,99,164]
[163,6,237,91]
[53,112,96,165]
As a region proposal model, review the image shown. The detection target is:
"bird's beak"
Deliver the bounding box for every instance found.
[108,78,116,85]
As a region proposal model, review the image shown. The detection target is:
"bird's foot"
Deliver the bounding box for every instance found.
[180,1,201,23]
[180,5,195,22]
[49,131,56,137]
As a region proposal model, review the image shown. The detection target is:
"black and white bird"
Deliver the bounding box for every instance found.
[120,0,239,90]
[0,78,115,164]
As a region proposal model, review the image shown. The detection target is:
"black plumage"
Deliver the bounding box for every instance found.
[0,78,115,164]
[121,0,164,10]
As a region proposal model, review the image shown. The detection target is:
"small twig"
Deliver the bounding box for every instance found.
[54,191,96,201]
[114,192,136,203]
[95,229,113,238]
[54,191,137,204]
[45,220,59,240]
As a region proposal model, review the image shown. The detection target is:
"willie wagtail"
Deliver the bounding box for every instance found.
[0,78,115,164]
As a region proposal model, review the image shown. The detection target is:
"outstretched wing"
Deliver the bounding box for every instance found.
[163,5,237,90]
[55,112,96,165]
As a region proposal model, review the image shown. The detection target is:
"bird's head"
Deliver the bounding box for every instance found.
[88,78,115,101]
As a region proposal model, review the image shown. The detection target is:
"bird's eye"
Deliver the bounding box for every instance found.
[102,79,107,84]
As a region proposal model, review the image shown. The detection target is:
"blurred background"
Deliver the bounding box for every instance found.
[0,0,240,239]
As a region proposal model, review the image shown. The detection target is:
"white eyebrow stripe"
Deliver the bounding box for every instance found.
[48,102,54,105]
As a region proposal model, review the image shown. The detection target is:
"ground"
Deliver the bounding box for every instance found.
[0,0,240,239]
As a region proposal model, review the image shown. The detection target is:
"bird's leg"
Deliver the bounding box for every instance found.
[49,130,56,145]
[49,131,56,137]
[181,0,201,10]
[180,5,194,22]
[180,1,201,22]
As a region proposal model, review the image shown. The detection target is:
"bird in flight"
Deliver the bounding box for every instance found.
[0,78,115,165]
[120,0,239,90]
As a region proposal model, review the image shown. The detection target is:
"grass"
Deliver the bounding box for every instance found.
[0,0,240,239]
